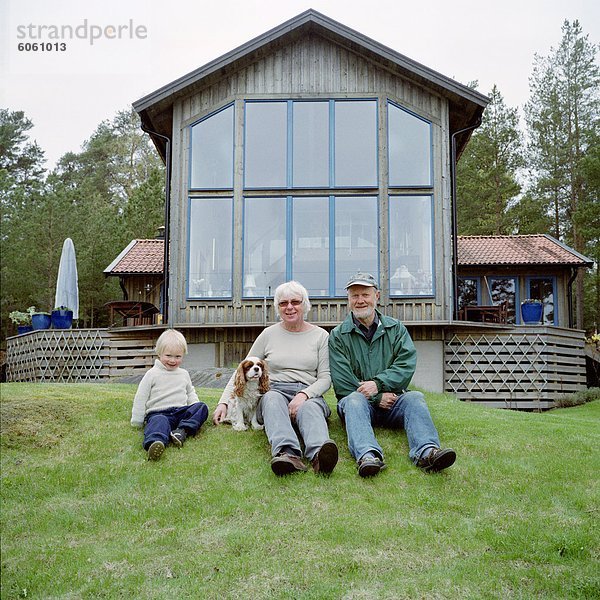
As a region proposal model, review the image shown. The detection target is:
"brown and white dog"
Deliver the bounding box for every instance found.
[226,357,269,431]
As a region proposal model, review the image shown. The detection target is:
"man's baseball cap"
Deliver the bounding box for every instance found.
[345,272,379,289]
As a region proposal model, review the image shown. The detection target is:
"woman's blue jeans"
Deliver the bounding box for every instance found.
[257,382,331,461]
[337,391,440,464]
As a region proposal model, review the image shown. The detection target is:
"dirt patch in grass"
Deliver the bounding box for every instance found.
[0,398,75,449]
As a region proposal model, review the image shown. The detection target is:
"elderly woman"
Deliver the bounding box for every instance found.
[213,281,338,476]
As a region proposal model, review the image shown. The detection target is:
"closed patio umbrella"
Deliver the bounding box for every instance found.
[54,238,79,319]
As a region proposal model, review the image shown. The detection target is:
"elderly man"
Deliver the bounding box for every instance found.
[328,271,456,477]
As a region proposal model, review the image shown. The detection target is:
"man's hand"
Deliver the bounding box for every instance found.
[357,380,378,398]
[213,403,228,425]
[378,392,398,410]
[288,392,308,420]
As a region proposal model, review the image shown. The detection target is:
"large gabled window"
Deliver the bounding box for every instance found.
[188,97,435,299]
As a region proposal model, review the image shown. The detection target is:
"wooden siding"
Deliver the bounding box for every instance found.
[179,35,445,123]
[167,32,452,328]
[444,325,587,409]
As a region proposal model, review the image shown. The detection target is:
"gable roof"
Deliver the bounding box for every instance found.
[104,239,164,275]
[458,234,593,267]
[134,9,488,159]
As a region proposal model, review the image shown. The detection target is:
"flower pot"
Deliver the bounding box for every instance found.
[51,309,73,329]
[17,325,33,335]
[521,301,543,325]
[31,313,51,330]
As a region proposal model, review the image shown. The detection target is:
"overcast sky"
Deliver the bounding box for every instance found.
[1,0,598,169]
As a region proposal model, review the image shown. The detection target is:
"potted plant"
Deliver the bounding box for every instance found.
[520,299,543,325]
[51,305,73,329]
[9,306,35,335]
[31,308,52,330]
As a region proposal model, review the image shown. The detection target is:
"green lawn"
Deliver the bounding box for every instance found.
[1,383,598,599]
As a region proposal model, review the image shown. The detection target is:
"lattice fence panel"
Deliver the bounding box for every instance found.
[6,330,111,382]
[445,327,586,409]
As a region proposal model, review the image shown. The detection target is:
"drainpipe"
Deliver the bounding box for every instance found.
[450,117,482,320]
[567,267,577,328]
[140,123,172,325]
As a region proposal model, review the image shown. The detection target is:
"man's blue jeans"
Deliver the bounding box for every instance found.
[337,391,440,464]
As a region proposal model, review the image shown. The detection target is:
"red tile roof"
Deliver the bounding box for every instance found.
[458,234,592,266]
[105,234,592,276]
[104,239,164,274]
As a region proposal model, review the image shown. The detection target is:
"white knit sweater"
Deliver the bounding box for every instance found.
[131,359,199,426]
[219,322,331,405]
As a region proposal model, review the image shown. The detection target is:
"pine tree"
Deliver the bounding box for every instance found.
[524,20,599,329]
[457,85,524,235]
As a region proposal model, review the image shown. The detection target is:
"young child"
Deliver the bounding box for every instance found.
[131,329,208,460]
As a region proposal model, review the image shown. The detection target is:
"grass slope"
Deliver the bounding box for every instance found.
[1,383,598,599]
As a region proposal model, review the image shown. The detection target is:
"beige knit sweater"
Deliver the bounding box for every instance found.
[131,359,199,426]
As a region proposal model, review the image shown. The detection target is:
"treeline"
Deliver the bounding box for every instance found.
[0,108,166,339]
[1,19,598,341]
[457,20,598,331]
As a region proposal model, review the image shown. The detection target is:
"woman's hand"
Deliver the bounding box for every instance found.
[288,392,308,420]
[213,403,228,425]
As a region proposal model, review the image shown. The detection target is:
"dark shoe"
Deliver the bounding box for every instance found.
[417,447,456,473]
[147,441,165,461]
[170,428,187,448]
[271,452,307,476]
[357,455,386,477]
[312,440,338,475]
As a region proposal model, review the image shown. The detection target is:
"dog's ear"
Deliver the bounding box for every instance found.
[258,361,269,394]
[233,362,246,398]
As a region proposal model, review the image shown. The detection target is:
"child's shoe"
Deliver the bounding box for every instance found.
[170,428,187,448]
[147,440,165,461]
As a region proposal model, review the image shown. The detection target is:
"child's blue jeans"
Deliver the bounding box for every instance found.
[143,402,208,450]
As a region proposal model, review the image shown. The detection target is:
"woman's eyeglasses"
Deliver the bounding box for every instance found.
[278,300,302,308]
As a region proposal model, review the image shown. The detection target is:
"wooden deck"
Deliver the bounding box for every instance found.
[5,324,588,410]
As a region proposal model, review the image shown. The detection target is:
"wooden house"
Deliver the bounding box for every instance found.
[130,9,488,377]
[6,10,593,408]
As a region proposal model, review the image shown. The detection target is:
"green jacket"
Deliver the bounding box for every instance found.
[328,310,417,405]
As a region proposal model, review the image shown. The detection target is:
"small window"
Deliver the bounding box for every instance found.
[190,105,234,189]
[188,198,233,297]
[527,277,556,325]
[458,278,480,310]
[489,277,518,323]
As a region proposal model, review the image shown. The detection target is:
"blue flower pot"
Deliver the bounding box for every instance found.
[521,301,543,325]
[17,325,33,335]
[51,309,73,329]
[31,313,51,330]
